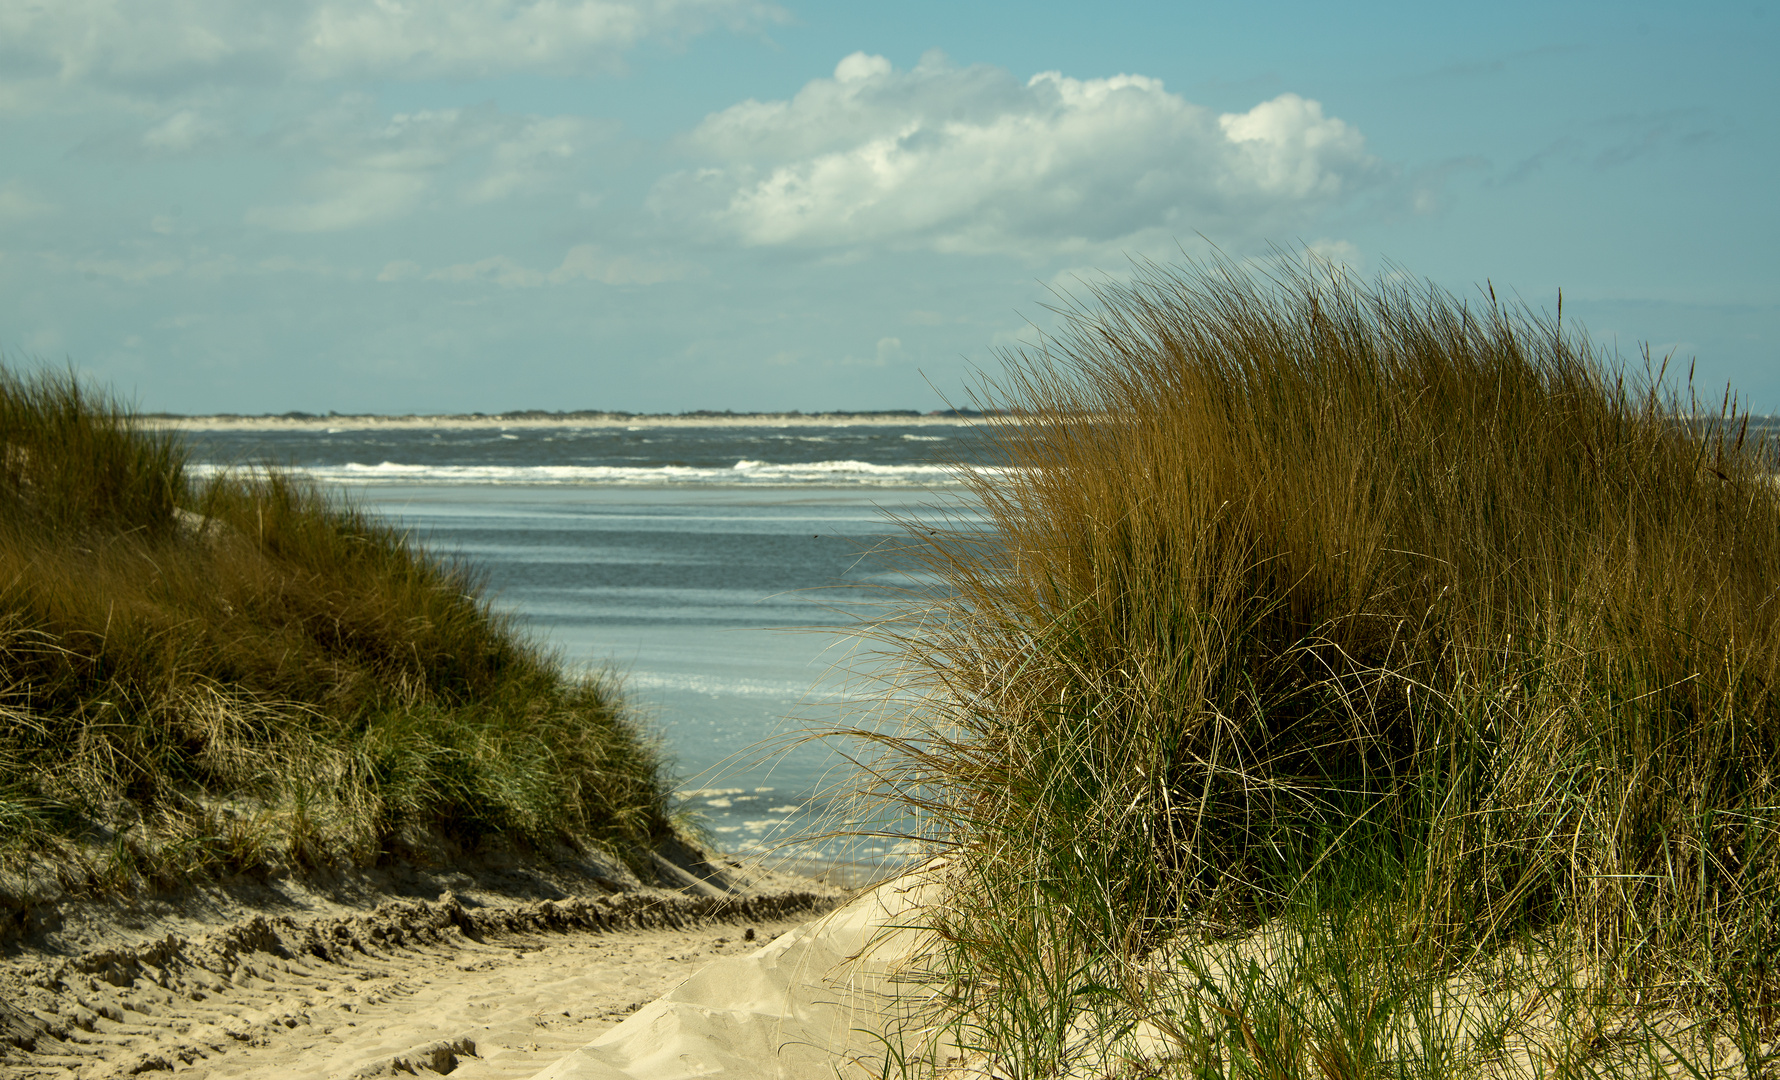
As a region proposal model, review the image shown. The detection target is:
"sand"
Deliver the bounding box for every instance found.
[0,853,853,1080]
[9,864,1746,1079]
[534,873,941,1080]
[6,911,821,1080]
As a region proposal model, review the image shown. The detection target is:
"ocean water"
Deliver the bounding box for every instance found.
[179,421,995,863]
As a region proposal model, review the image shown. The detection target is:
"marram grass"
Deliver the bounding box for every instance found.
[845,254,1780,1078]
[0,367,674,894]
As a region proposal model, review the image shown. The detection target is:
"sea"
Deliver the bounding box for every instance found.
[178,419,998,868]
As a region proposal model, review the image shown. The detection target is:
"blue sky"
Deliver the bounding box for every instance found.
[1,0,1774,414]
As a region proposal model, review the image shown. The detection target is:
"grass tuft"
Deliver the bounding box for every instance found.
[0,365,675,892]
[845,252,1780,1077]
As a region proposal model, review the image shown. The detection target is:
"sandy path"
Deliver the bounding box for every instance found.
[184,918,808,1080]
[0,889,836,1080]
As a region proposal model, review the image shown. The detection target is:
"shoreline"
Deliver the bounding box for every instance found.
[144,411,992,433]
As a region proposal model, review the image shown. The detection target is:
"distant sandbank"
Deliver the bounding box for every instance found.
[144,410,991,432]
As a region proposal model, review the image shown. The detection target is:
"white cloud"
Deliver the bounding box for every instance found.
[657,52,1384,258]
[428,254,546,287]
[424,244,695,286]
[245,100,604,231]
[552,243,692,284]
[299,0,782,79]
[466,115,591,203]
[22,329,63,354]
[29,248,361,283]
[1304,238,1362,268]
[827,335,903,367]
[377,259,422,282]
[0,184,56,223]
[247,168,431,232]
[73,256,184,282]
[0,0,784,88]
[990,323,1046,351]
[1218,94,1369,201]
[141,109,227,152]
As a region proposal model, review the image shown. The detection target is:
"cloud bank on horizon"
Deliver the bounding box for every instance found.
[0,0,782,83]
[0,0,1772,413]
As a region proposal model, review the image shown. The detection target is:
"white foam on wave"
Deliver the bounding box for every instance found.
[189,459,990,487]
[618,670,853,700]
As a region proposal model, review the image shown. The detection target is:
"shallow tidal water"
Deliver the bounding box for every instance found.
[180,422,994,863]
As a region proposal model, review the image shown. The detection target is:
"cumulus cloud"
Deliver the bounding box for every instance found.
[245,100,605,231]
[0,0,784,87]
[656,52,1384,258]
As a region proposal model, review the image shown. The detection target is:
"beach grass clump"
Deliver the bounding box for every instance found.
[855,254,1780,1077]
[0,367,674,891]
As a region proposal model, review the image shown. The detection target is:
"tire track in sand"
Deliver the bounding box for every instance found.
[1,890,835,1079]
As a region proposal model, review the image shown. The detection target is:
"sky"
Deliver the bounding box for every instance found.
[0,0,1774,415]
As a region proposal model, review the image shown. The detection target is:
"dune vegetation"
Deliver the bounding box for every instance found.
[855,255,1780,1077]
[0,368,674,896]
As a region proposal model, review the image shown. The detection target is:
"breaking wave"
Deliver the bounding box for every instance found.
[190,459,997,487]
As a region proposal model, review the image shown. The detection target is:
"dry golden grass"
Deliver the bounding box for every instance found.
[0,367,674,892]
[843,253,1780,1077]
